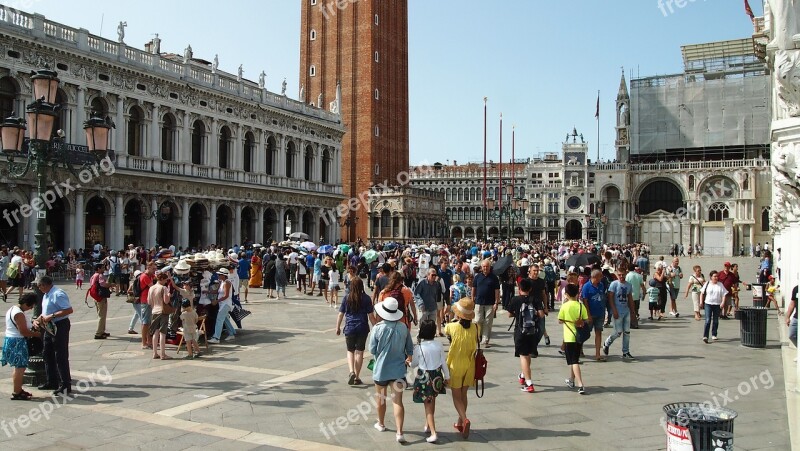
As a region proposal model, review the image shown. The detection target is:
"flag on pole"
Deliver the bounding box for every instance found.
[744,0,754,20]
[595,93,599,119]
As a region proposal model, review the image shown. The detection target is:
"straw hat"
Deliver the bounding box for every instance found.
[375,297,404,322]
[173,260,191,275]
[451,298,476,321]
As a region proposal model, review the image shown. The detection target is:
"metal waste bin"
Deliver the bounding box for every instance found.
[664,402,737,451]
[739,306,768,348]
[751,283,766,307]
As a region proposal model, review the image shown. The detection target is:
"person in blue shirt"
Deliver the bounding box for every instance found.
[437,260,454,334]
[580,269,607,362]
[35,276,74,395]
[237,253,251,303]
[603,269,636,360]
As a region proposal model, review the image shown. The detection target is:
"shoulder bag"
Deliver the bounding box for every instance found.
[474,325,487,398]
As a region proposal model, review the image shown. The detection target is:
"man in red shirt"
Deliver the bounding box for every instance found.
[717,262,738,318]
[138,263,156,348]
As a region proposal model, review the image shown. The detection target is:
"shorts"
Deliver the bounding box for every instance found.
[10,277,23,287]
[318,280,328,290]
[669,287,679,301]
[120,274,130,286]
[329,283,339,291]
[345,333,368,352]
[514,333,537,357]
[591,316,604,332]
[140,303,153,325]
[648,301,659,311]
[108,274,119,284]
[564,341,580,365]
[182,329,198,342]
[313,274,320,284]
[374,379,408,388]
[239,279,249,291]
[150,313,169,335]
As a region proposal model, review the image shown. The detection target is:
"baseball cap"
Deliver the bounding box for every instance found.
[724,261,731,267]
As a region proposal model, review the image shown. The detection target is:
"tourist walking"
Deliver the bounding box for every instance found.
[336,277,374,386]
[148,272,173,359]
[275,255,288,299]
[700,270,728,343]
[263,255,277,298]
[410,319,449,444]
[445,297,479,439]
[88,263,111,339]
[369,296,414,443]
[472,259,500,347]
[581,269,607,361]
[558,283,587,395]
[507,278,545,393]
[208,268,237,344]
[685,266,705,321]
[602,268,636,360]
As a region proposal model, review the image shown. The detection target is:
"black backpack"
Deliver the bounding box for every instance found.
[131,273,143,298]
[520,299,538,337]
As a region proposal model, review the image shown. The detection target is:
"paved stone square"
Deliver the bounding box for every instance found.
[0,256,794,450]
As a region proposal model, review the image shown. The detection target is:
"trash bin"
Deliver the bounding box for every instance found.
[751,283,766,307]
[739,306,768,348]
[663,402,737,451]
[711,430,734,450]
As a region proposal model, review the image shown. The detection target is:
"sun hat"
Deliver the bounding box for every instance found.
[133,270,142,278]
[375,297,404,322]
[451,297,475,321]
[216,268,230,277]
[173,260,191,275]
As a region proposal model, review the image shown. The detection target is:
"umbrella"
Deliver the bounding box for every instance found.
[363,249,379,263]
[300,241,317,251]
[338,244,351,253]
[288,232,311,242]
[318,244,334,254]
[492,254,517,276]
[565,253,601,269]
[383,242,397,251]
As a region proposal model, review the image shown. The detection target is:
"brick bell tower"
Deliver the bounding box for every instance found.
[300,0,410,243]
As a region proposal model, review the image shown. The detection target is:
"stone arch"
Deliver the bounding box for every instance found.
[565,219,582,240]
[191,119,207,165]
[216,204,234,246]
[88,95,109,116]
[188,202,208,249]
[156,199,180,247]
[304,144,314,181]
[265,134,277,175]
[302,210,314,236]
[243,131,255,173]
[696,175,738,203]
[451,226,463,240]
[263,207,278,243]
[241,205,256,243]
[219,125,232,169]
[636,178,685,216]
[127,104,145,156]
[161,112,177,161]
[85,195,113,247]
[286,140,297,178]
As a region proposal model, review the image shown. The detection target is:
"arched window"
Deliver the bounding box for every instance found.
[0,77,17,121]
[743,174,750,191]
[266,136,275,175]
[688,175,695,191]
[191,120,205,165]
[761,207,770,232]
[304,145,314,181]
[161,114,176,161]
[219,126,231,169]
[90,97,108,117]
[243,132,254,173]
[310,29,317,40]
[127,105,144,156]
[708,202,730,222]
[322,148,331,183]
[286,141,295,178]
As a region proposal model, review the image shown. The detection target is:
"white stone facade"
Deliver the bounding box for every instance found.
[0,9,344,250]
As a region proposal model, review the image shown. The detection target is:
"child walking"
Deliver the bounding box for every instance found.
[75,266,84,289]
[410,320,449,443]
[180,299,200,359]
[329,267,340,308]
[647,279,660,320]
[558,284,587,395]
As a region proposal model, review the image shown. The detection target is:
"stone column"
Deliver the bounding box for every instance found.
[148,197,158,248]
[255,130,265,175]
[150,103,160,159]
[209,201,218,246]
[277,207,286,241]
[115,95,125,155]
[180,112,191,163]
[181,198,190,249]
[74,192,85,251]
[314,146,322,181]
[209,118,219,168]
[115,194,124,250]
[76,87,86,146]
[234,203,242,246]
[232,124,241,171]
[255,205,264,244]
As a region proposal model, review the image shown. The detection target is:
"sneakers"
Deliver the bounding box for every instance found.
[518,373,525,386]
[521,384,535,393]
[565,378,575,389]
[669,311,680,318]
[602,344,609,356]
[396,434,406,443]
[622,353,636,360]
[373,422,386,432]
[711,336,718,341]
[348,372,356,385]
[207,338,220,344]
[224,335,236,342]
[426,434,438,443]
[702,337,708,343]
[578,386,586,395]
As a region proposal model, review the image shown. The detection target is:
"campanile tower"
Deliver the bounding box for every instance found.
[300,0,410,242]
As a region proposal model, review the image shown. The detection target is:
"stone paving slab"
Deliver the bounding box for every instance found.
[0,256,792,450]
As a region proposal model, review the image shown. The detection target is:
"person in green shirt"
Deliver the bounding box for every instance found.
[625,267,645,329]
[558,284,588,395]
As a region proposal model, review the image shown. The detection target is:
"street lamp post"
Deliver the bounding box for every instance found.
[0,68,113,386]
[338,214,358,243]
[487,188,528,242]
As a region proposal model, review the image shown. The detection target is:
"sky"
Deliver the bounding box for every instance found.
[14,0,762,165]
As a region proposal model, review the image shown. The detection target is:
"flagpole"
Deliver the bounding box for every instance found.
[499,113,503,242]
[483,97,487,242]
[597,90,600,163]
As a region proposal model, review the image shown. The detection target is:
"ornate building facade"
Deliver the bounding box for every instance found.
[0,9,344,251]
[367,186,447,243]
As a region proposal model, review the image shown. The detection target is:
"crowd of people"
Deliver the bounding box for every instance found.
[0,237,794,444]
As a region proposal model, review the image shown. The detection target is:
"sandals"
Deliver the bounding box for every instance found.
[462,419,471,439]
[11,390,32,400]
[454,423,463,433]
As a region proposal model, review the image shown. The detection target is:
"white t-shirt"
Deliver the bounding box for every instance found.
[418,253,431,270]
[288,252,298,264]
[5,306,24,339]
[9,255,23,274]
[702,281,728,306]
[329,269,340,286]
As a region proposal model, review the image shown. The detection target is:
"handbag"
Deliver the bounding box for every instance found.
[230,305,252,323]
[93,276,111,299]
[474,326,487,398]
[6,308,43,355]
[413,344,446,403]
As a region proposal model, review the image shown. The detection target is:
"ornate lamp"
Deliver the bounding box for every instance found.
[83,114,113,153]
[30,68,59,104]
[25,99,57,142]
[0,116,26,153]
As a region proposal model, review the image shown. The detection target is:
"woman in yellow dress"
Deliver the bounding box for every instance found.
[445,297,479,440]
[249,252,263,288]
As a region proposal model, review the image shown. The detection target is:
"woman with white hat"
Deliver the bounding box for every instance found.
[208,268,236,344]
[445,297,479,439]
[368,296,414,443]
